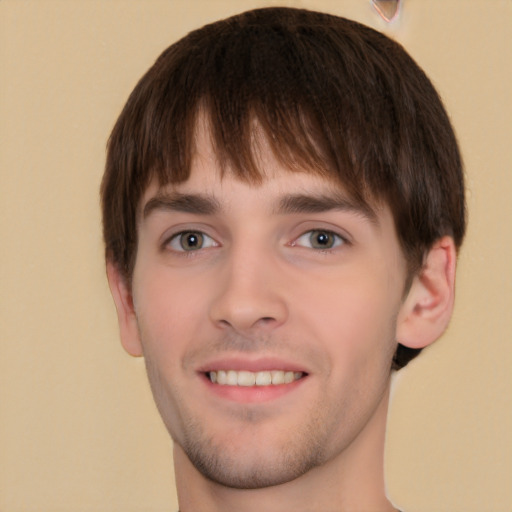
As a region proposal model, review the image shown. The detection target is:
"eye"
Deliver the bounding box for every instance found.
[294,229,345,250]
[167,231,217,252]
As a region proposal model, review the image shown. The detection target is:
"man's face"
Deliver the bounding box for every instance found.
[127,131,409,489]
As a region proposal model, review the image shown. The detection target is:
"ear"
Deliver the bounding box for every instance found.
[396,236,457,349]
[106,261,143,357]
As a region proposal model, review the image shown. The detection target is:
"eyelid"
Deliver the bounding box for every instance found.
[164,230,219,252]
[292,229,348,250]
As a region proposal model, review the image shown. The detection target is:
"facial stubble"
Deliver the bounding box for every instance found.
[139,322,397,491]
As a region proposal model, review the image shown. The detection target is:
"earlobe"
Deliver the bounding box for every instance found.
[106,261,143,357]
[396,236,457,349]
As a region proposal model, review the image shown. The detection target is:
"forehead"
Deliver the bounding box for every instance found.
[140,117,381,221]
[139,162,384,234]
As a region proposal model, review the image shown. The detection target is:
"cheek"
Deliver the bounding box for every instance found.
[300,273,400,368]
[132,268,209,360]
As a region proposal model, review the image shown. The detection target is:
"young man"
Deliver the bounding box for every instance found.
[101,7,465,511]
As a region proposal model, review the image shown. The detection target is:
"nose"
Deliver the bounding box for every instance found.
[208,247,288,334]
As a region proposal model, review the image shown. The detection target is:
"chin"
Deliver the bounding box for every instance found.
[185,442,323,490]
[178,415,327,490]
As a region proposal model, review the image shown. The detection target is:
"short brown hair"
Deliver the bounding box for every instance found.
[101,7,466,368]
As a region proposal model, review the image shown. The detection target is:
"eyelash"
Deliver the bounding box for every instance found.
[164,230,218,253]
[163,228,348,254]
[292,229,347,251]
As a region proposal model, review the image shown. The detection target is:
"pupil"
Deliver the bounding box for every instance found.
[315,232,331,246]
[182,232,202,250]
[317,233,328,244]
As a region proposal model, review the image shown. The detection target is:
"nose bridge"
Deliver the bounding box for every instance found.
[209,237,288,332]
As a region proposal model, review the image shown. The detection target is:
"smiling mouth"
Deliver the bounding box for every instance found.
[207,370,305,386]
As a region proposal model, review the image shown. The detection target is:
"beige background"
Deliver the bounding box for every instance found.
[1,0,510,510]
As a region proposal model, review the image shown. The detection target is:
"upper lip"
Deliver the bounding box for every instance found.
[197,356,309,374]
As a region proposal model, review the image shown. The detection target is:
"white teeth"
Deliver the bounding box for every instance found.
[255,371,272,386]
[237,371,256,386]
[209,370,303,386]
[284,371,295,384]
[226,370,238,385]
[271,370,284,385]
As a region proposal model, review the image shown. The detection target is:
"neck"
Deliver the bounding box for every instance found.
[174,385,397,512]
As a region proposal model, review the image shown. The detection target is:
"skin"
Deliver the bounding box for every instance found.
[108,124,457,511]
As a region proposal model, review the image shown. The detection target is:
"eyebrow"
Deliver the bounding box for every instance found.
[142,192,220,218]
[276,193,378,224]
[142,190,378,224]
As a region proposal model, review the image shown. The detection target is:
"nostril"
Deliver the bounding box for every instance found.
[257,317,277,326]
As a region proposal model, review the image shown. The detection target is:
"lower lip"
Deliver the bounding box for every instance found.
[200,373,307,403]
